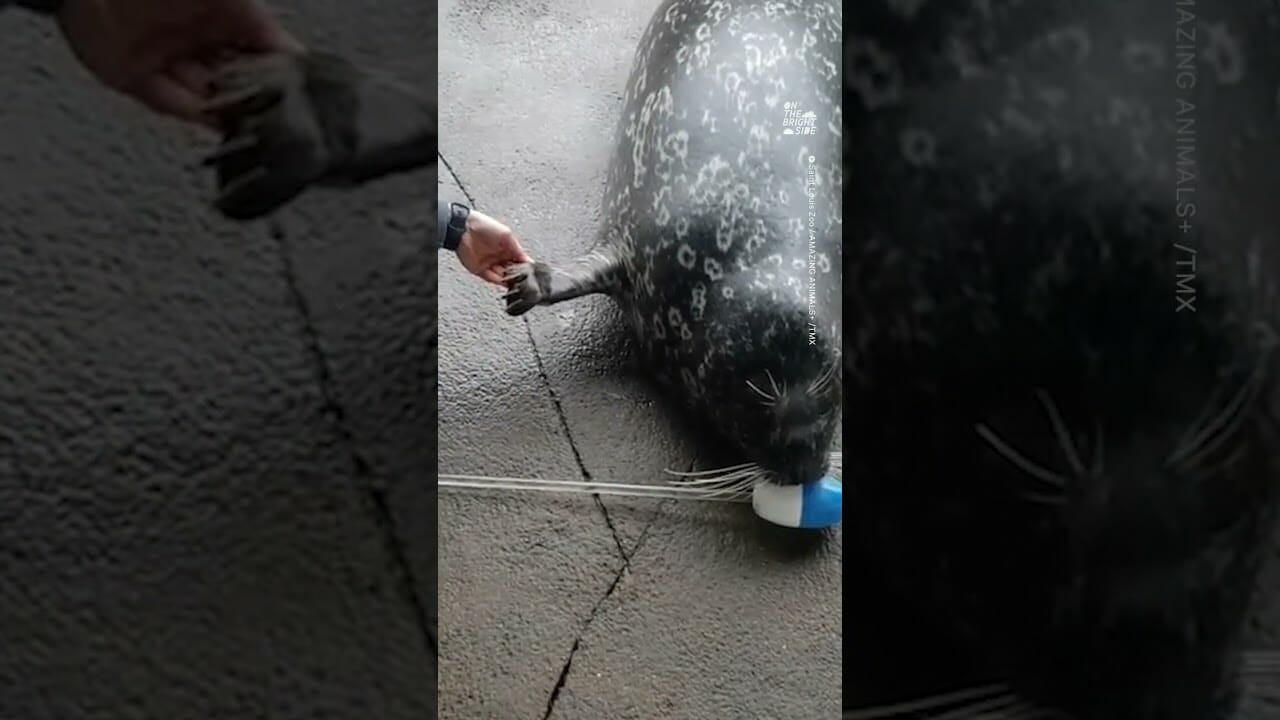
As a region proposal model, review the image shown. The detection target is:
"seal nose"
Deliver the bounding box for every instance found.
[778,391,830,438]
[747,368,836,485]
[771,448,828,486]
[775,413,833,484]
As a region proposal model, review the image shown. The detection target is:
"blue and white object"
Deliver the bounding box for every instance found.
[751,475,843,529]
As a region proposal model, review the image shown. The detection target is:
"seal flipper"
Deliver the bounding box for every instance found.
[302,53,435,187]
[204,50,433,221]
[502,248,622,316]
[204,52,327,220]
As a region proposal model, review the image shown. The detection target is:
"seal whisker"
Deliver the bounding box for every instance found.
[437,474,753,503]
[669,471,767,498]
[1090,419,1105,479]
[670,458,757,476]
[808,363,829,392]
[1240,676,1280,702]
[1190,442,1249,485]
[730,471,771,490]
[1169,333,1274,471]
[1169,364,1265,474]
[745,379,776,403]
[841,683,1014,719]
[1185,378,1260,470]
[693,483,757,499]
[1241,649,1280,669]
[928,692,1021,720]
[828,451,842,475]
[1006,706,1074,720]
[1169,378,1230,467]
[670,479,756,491]
[765,369,782,399]
[672,471,760,487]
[976,423,1068,489]
[665,462,756,477]
[806,376,823,397]
[716,473,769,496]
[664,465,777,493]
[808,357,839,395]
[665,466,757,481]
[974,700,1041,720]
[216,165,269,205]
[1035,389,1087,478]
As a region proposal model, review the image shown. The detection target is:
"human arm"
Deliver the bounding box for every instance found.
[436,193,533,286]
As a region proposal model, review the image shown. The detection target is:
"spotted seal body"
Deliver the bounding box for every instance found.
[847,1,1280,718]
[504,0,843,487]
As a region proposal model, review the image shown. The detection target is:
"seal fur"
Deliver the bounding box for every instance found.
[503,0,843,489]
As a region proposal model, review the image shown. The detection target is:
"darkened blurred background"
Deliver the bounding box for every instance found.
[0,2,437,718]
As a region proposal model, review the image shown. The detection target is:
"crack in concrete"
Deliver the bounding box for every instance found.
[539,507,663,720]
[438,152,476,206]
[539,458,691,720]
[522,320,631,565]
[439,150,631,565]
[269,221,438,661]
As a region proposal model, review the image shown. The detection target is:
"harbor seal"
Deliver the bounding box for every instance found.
[846,1,1280,718]
[502,0,843,490]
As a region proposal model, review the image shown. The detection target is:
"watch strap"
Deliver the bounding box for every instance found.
[444,202,469,251]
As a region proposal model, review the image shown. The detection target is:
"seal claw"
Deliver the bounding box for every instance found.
[204,83,281,119]
[203,52,331,220]
[202,134,260,166]
[502,262,542,316]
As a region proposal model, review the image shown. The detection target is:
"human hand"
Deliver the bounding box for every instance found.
[456,210,533,286]
[56,0,302,127]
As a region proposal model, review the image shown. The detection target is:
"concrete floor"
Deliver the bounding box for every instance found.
[0,3,435,719]
[436,0,841,718]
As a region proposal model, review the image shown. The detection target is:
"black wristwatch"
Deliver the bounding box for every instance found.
[13,0,65,13]
[444,202,469,251]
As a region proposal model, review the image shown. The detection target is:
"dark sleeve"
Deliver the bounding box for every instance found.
[437,193,449,250]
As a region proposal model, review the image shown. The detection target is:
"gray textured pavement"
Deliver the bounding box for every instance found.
[0,3,435,719]
[436,0,842,718]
